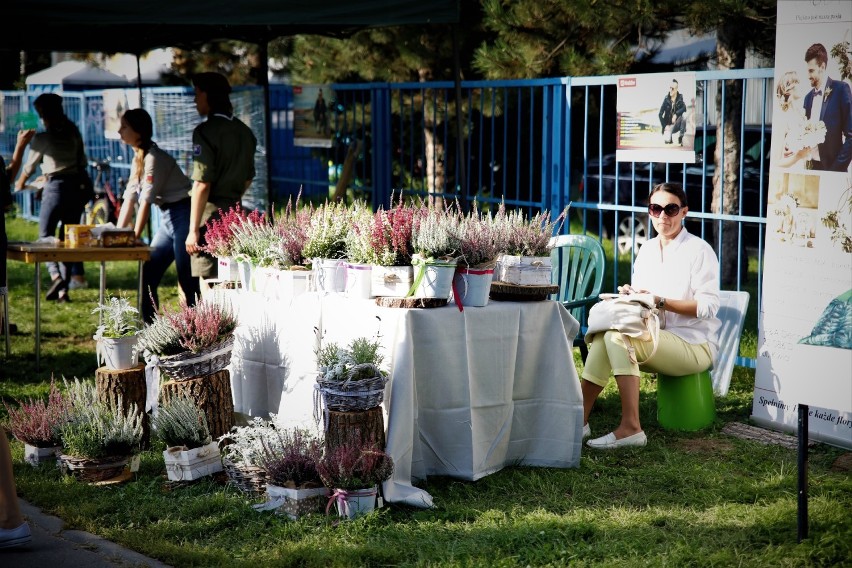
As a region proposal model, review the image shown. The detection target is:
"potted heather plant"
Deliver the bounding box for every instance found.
[2,376,68,466]
[409,205,462,299]
[153,395,222,481]
[57,378,144,483]
[273,193,313,301]
[453,205,500,308]
[492,204,566,286]
[367,200,420,297]
[254,427,327,520]
[202,204,250,282]
[317,437,394,520]
[342,201,376,299]
[137,297,237,382]
[218,415,279,496]
[92,294,141,370]
[302,200,350,293]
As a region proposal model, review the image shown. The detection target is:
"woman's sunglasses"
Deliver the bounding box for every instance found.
[648,203,683,217]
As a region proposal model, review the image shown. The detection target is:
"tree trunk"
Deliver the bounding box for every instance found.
[712,24,748,287]
[161,370,235,440]
[323,406,386,451]
[95,364,150,449]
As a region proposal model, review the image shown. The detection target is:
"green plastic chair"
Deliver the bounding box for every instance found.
[549,235,606,362]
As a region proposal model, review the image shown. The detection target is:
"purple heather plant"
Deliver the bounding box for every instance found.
[2,376,69,447]
[258,427,324,488]
[316,436,394,491]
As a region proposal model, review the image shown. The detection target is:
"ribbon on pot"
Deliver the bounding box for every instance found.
[144,354,161,416]
[326,488,350,515]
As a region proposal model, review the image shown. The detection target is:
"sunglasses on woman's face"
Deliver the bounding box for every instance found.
[648,203,682,217]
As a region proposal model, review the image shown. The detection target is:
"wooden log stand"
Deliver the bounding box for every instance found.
[160,369,235,440]
[324,406,386,451]
[95,364,150,449]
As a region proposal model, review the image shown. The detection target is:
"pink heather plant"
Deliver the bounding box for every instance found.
[493,203,568,257]
[458,203,499,268]
[367,201,422,266]
[275,192,312,266]
[202,204,251,258]
[3,376,69,447]
[316,437,394,491]
[139,297,238,356]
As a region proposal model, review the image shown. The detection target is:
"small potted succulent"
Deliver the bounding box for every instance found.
[92,294,141,370]
[2,375,68,466]
[153,395,222,481]
[57,378,144,483]
[254,427,327,519]
[314,333,389,414]
[316,437,394,520]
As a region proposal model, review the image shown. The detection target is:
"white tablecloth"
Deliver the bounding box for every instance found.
[216,289,583,508]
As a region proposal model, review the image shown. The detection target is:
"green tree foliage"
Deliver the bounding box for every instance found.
[473,0,679,79]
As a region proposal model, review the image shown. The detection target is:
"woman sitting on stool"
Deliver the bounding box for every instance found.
[582,182,721,449]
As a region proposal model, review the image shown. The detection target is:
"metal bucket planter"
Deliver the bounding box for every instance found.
[96,335,139,370]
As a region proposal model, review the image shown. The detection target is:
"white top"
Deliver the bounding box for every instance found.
[632,228,722,360]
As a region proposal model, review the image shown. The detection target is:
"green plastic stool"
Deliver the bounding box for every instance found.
[656,370,716,431]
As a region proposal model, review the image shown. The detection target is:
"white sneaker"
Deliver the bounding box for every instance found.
[68,279,88,290]
[0,522,31,549]
[582,423,591,439]
[586,431,647,449]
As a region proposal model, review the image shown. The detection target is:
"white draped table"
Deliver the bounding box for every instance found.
[214,289,583,508]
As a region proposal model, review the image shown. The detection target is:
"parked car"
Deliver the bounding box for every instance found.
[575,125,772,254]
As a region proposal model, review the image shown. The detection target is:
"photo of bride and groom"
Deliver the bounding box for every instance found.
[774,42,852,173]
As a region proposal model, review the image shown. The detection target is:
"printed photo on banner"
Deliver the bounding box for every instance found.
[754,0,852,449]
[103,89,140,140]
[293,85,335,148]
[615,71,697,163]
[770,3,852,174]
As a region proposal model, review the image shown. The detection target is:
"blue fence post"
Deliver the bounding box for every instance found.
[542,80,569,224]
[370,84,392,209]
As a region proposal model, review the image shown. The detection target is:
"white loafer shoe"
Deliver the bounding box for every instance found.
[586,431,647,449]
[582,423,591,439]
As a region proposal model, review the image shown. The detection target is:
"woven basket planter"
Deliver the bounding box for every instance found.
[222,458,267,497]
[59,454,130,483]
[315,374,388,413]
[158,335,235,381]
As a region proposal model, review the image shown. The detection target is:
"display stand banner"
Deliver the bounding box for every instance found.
[752,0,852,449]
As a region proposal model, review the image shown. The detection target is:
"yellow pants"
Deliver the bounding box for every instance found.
[581,329,713,388]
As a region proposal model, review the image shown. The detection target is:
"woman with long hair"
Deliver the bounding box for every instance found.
[116,108,199,322]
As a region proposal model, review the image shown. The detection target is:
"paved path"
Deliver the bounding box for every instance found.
[0,499,171,568]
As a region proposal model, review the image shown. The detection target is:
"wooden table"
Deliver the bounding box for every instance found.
[6,242,151,370]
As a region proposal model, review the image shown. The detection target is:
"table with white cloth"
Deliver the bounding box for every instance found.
[215,289,584,508]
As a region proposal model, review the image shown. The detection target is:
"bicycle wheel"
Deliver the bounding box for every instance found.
[87,198,110,225]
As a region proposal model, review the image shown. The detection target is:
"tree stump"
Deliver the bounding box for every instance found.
[95,364,150,449]
[324,406,386,451]
[160,369,234,440]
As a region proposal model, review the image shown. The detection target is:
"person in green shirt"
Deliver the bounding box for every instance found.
[184,72,257,279]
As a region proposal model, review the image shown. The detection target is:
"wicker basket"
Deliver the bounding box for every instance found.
[315,373,388,413]
[59,454,130,483]
[158,335,235,381]
[221,458,267,497]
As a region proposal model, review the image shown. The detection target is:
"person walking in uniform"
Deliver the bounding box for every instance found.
[14,93,92,302]
[115,108,200,322]
[184,72,257,280]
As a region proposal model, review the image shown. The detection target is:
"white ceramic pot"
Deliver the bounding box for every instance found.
[410,260,457,299]
[345,262,374,299]
[217,257,240,281]
[452,267,494,308]
[332,486,378,520]
[96,335,139,370]
[313,258,347,293]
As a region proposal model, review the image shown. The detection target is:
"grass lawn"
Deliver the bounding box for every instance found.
[2,212,850,567]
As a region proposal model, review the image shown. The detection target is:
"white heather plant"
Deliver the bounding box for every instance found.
[153,395,212,450]
[302,200,351,260]
[411,205,462,260]
[344,201,376,265]
[219,414,290,468]
[92,295,140,340]
[230,213,287,268]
